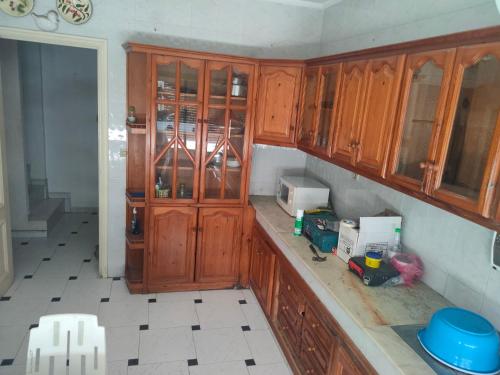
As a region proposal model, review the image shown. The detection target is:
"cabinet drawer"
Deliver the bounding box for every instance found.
[277,293,303,333]
[276,299,301,353]
[300,323,333,375]
[279,271,305,309]
[304,304,336,353]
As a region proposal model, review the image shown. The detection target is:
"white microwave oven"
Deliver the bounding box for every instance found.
[276,176,330,216]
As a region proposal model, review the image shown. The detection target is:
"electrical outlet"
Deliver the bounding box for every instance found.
[492,232,500,270]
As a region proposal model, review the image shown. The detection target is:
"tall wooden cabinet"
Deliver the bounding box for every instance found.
[125,43,256,293]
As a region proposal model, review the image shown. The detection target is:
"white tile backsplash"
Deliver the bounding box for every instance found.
[305,155,500,328]
[250,145,307,196]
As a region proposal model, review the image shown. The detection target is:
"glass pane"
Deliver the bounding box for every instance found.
[225,146,241,199]
[209,67,228,104]
[206,108,226,160]
[300,71,318,145]
[179,105,197,157]
[176,146,194,199]
[155,145,174,199]
[156,104,175,156]
[442,54,500,199]
[205,150,223,199]
[316,69,338,150]
[157,62,176,100]
[231,68,248,106]
[229,109,246,157]
[180,63,199,102]
[396,60,444,181]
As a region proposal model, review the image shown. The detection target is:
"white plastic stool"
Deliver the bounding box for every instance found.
[26,314,106,375]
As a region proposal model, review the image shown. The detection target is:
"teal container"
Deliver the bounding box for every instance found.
[302,212,339,253]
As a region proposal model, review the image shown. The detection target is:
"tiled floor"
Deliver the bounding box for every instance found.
[0,213,292,375]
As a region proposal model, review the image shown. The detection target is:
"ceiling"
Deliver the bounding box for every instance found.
[258,0,343,9]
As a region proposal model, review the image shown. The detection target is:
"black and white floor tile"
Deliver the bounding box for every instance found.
[0,213,292,375]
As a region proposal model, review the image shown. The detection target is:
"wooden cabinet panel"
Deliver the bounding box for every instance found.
[254,65,302,146]
[331,60,368,165]
[388,49,456,193]
[431,41,500,216]
[276,293,302,355]
[331,345,366,375]
[195,207,242,283]
[298,67,320,149]
[249,228,277,316]
[148,206,197,285]
[300,323,333,375]
[355,55,405,176]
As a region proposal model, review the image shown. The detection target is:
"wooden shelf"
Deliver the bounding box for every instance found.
[127,122,146,134]
[126,232,144,248]
[126,190,145,207]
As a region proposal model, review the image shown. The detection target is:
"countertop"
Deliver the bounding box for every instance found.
[250,195,451,375]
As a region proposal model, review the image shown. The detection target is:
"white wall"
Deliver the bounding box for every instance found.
[250,145,307,195]
[18,43,46,183]
[0,0,324,276]
[0,40,30,230]
[39,45,98,209]
[320,0,500,55]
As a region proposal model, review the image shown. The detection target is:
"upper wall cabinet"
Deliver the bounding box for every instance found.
[151,55,204,203]
[254,64,303,146]
[388,49,456,193]
[199,61,254,204]
[355,55,405,176]
[331,56,404,176]
[430,42,500,217]
[298,66,320,149]
[331,60,368,166]
[297,64,343,156]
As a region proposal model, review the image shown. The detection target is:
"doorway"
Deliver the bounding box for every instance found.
[0,28,108,291]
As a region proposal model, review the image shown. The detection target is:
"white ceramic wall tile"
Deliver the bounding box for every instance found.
[139,327,195,364]
[193,327,251,364]
[444,275,484,313]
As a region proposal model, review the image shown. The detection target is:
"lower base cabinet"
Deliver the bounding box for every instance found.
[147,206,242,291]
[250,221,377,375]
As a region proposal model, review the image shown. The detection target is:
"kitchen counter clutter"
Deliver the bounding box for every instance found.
[250,195,451,375]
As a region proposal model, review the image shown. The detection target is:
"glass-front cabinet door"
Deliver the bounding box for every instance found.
[200,61,253,203]
[298,67,320,149]
[151,55,204,202]
[388,49,456,192]
[313,64,342,156]
[431,42,500,216]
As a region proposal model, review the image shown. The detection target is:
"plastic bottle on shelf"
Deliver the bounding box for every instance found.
[388,227,402,258]
[294,209,304,236]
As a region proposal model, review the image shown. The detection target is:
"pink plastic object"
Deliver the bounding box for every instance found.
[390,253,424,286]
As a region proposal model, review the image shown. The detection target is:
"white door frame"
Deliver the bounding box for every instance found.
[0,27,109,278]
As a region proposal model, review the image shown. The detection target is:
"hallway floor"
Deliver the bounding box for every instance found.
[0,213,291,375]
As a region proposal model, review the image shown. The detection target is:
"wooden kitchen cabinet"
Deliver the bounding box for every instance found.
[249,225,277,315]
[313,64,342,156]
[254,64,303,146]
[148,206,197,287]
[355,55,405,176]
[330,56,404,176]
[331,345,366,375]
[388,49,456,193]
[200,61,254,204]
[298,67,320,149]
[195,207,242,283]
[331,60,368,166]
[430,41,500,216]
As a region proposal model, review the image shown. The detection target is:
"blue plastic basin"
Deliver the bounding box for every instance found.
[418,307,500,374]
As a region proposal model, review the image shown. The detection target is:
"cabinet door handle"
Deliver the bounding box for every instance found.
[307,346,316,352]
[281,305,289,311]
[419,161,428,169]
[191,227,197,233]
[312,323,318,329]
